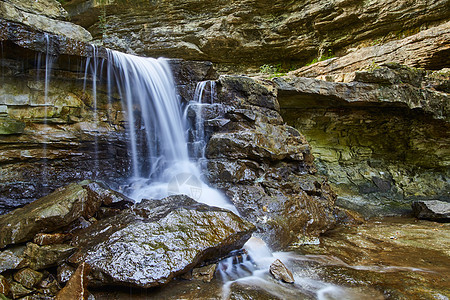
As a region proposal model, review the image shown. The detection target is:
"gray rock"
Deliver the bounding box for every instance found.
[412,200,450,221]
[269,259,295,283]
[0,249,26,273]
[69,195,255,288]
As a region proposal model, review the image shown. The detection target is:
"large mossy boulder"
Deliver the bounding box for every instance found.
[69,195,255,288]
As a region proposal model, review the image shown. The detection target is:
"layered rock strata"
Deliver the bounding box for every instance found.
[277,64,449,216]
[64,0,450,72]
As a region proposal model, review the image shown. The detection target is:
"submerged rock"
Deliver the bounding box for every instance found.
[269,259,295,284]
[412,200,450,222]
[70,195,255,288]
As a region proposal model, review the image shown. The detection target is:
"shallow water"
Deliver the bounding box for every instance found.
[93,217,449,299]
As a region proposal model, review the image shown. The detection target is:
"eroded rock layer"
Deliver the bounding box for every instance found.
[278,65,449,216]
[64,0,450,72]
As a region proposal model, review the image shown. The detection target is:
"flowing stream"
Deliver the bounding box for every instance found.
[101,51,375,299]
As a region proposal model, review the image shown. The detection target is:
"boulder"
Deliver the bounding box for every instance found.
[0,180,132,248]
[69,195,255,288]
[269,259,295,284]
[412,200,450,221]
[0,249,26,273]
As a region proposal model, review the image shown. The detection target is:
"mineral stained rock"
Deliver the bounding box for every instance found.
[70,195,255,288]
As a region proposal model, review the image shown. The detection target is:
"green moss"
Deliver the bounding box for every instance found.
[305,49,335,67]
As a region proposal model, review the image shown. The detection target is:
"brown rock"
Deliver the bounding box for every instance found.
[55,262,91,300]
[192,264,217,283]
[0,274,11,297]
[9,281,32,298]
[290,22,450,78]
[33,233,72,246]
[24,243,77,271]
[269,259,294,284]
[13,268,44,289]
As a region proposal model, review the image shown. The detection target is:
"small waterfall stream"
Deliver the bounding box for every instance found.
[31,47,376,299]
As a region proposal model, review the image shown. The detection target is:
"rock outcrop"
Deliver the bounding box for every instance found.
[290,21,450,78]
[276,64,449,216]
[64,0,450,72]
[0,0,92,41]
[191,75,338,249]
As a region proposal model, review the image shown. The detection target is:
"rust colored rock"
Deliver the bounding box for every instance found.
[55,262,91,300]
[269,259,295,284]
[0,274,11,297]
[33,233,72,246]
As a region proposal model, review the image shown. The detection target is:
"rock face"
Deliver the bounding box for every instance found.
[191,75,338,249]
[0,22,217,214]
[0,0,92,41]
[64,0,450,72]
[290,21,450,78]
[277,65,449,216]
[412,200,450,221]
[69,195,255,288]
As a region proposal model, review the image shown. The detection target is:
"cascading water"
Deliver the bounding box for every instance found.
[104,50,236,212]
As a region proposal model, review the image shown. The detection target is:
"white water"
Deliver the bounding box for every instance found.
[105,50,236,212]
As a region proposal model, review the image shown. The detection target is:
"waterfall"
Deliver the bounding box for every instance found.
[105,50,236,212]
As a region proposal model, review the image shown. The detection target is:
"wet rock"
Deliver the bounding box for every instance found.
[191,264,217,283]
[412,200,450,222]
[13,268,44,289]
[0,274,11,297]
[82,181,133,208]
[70,195,255,288]
[0,116,25,135]
[55,262,90,300]
[0,250,26,273]
[33,233,72,246]
[0,180,126,248]
[24,243,77,271]
[56,263,76,285]
[37,274,61,297]
[9,281,33,298]
[269,259,295,284]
